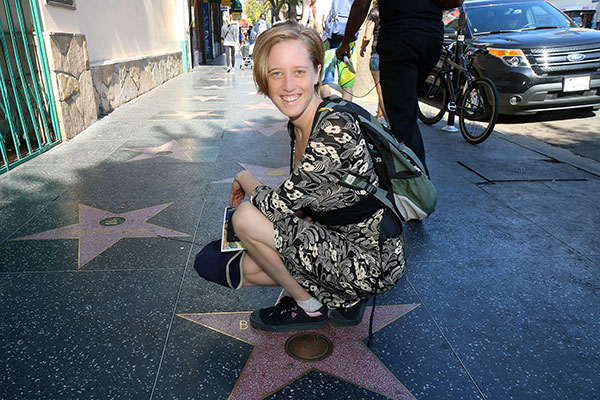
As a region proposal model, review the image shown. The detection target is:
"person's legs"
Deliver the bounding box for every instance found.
[232,201,313,302]
[231,46,235,68]
[225,46,232,70]
[341,86,353,101]
[369,53,389,127]
[416,37,443,96]
[378,34,439,170]
[233,202,328,332]
[371,69,389,126]
[379,44,424,166]
[370,70,382,120]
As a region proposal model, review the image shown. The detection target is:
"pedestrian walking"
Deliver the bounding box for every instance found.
[221,15,239,72]
[320,0,359,101]
[255,13,270,37]
[336,0,453,171]
[248,25,257,45]
[301,0,317,27]
[359,1,389,127]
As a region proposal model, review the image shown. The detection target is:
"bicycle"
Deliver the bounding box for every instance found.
[417,12,499,144]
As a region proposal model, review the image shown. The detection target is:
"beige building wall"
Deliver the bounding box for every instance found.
[549,0,597,12]
[38,0,187,63]
[36,0,189,140]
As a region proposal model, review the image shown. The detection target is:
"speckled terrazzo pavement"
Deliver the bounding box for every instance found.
[1,55,598,400]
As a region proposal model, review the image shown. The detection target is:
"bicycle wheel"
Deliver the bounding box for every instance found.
[458,78,498,144]
[418,71,447,125]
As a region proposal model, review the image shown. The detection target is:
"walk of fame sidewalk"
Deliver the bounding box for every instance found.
[0,60,598,400]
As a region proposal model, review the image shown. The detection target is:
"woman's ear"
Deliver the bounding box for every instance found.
[315,64,322,86]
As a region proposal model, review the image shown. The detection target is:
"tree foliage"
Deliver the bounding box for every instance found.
[244,0,271,25]
[244,0,303,24]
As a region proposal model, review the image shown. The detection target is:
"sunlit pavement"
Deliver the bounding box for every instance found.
[1,57,598,400]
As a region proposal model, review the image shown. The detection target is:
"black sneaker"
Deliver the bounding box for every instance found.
[250,296,328,332]
[329,298,369,327]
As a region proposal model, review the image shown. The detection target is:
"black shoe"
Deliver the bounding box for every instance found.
[329,298,369,327]
[250,296,328,332]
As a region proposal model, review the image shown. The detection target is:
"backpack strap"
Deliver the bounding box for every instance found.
[339,172,402,222]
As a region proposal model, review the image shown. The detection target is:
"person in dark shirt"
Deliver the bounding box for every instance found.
[336,0,444,172]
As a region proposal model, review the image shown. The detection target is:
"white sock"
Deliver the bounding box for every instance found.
[296,297,324,315]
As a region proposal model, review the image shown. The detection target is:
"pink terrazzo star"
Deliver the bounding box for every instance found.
[226,120,287,137]
[121,140,194,162]
[241,102,277,110]
[195,85,226,90]
[212,163,289,188]
[178,304,419,400]
[186,95,225,102]
[13,203,189,268]
[154,110,223,119]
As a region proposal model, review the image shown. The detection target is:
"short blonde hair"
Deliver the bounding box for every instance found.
[253,21,324,95]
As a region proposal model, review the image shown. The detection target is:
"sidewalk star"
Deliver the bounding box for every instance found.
[195,85,227,90]
[178,304,419,400]
[241,102,277,110]
[152,110,224,120]
[12,203,189,268]
[186,95,225,102]
[121,140,195,162]
[226,120,287,137]
[212,163,289,188]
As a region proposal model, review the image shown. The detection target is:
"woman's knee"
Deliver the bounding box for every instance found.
[232,201,277,248]
[232,201,262,237]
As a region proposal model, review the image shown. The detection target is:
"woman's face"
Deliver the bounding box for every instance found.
[266,39,320,122]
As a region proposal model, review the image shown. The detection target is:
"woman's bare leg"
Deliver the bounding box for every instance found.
[232,201,312,302]
[371,69,390,128]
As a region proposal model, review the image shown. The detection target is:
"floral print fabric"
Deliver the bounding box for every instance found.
[251,109,406,308]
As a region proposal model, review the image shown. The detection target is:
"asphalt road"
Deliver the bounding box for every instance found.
[495,108,600,163]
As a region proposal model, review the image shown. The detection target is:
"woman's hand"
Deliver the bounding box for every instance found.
[229,174,246,208]
[229,170,260,208]
[360,44,368,58]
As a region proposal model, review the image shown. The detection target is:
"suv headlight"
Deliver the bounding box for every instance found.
[488,48,529,67]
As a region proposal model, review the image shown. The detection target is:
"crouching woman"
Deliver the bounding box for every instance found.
[198,21,406,332]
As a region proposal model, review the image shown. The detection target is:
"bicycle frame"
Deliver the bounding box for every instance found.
[434,6,476,116]
[418,6,499,144]
[432,48,474,116]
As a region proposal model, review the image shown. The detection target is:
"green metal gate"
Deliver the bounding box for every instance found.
[0,0,60,175]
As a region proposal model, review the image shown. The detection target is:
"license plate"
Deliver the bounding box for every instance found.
[563,76,590,92]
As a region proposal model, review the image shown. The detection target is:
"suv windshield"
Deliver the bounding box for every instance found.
[453,1,576,35]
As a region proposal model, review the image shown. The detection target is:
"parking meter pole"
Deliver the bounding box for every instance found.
[442,7,466,133]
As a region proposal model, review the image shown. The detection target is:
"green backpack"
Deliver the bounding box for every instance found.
[315,97,437,221]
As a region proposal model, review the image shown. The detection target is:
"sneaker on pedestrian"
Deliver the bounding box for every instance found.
[250,296,328,332]
[329,298,368,326]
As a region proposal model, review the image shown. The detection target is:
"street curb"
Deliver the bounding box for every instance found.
[494,128,600,177]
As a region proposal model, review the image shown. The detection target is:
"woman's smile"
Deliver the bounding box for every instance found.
[281,94,301,103]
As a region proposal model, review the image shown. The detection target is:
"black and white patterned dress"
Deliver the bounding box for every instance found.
[250,107,406,309]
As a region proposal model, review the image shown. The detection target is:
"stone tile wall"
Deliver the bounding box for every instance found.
[91,52,183,117]
[47,32,183,140]
[48,32,97,140]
